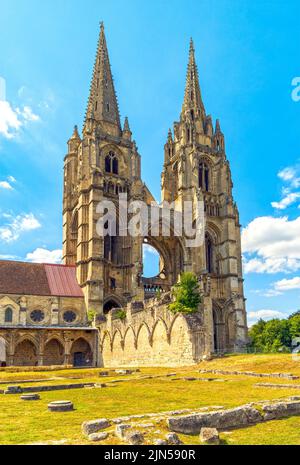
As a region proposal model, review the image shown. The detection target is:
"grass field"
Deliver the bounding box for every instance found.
[1,354,300,445]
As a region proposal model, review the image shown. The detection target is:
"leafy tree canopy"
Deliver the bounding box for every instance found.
[169,272,202,314]
[249,311,300,352]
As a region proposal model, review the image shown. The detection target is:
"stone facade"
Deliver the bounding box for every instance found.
[0,24,247,367]
[0,264,97,367]
[62,23,247,361]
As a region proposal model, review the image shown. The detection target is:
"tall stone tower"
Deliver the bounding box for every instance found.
[161,39,247,350]
[63,25,247,351]
[63,23,144,314]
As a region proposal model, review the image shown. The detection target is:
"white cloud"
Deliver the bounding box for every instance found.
[242,216,300,274]
[0,181,13,190]
[0,99,40,139]
[0,100,22,138]
[248,309,286,323]
[278,167,297,182]
[0,213,41,242]
[0,254,18,260]
[271,192,300,210]
[26,248,62,264]
[262,289,283,297]
[0,176,17,191]
[17,106,40,122]
[274,277,300,291]
[271,165,300,210]
[278,166,300,188]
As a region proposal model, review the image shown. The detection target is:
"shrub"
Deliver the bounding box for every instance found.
[116,309,126,320]
[87,309,97,324]
[169,272,201,314]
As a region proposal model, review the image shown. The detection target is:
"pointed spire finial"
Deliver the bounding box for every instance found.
[70,124,80,140]
[123,116,131,132]
[123,116,132,140]
[189,37,194,53]
[215,119,221,133]
[168,128,173,141]
[182,39,205,119]
[84,23,121,131]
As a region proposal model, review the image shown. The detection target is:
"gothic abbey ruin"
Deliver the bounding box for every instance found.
[0,24,247,367]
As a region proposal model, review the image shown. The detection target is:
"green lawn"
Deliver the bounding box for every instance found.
[0,354,300,445]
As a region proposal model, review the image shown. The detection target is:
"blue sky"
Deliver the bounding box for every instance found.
[0,0,300,324]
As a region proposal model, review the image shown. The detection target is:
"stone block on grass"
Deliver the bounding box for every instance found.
[200,427,220,445]
[82,418,111,436]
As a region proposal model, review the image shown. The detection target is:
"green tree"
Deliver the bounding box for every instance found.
[261,319,291,352]
[288,310,300,320]
[169,272,201,314]
[248,318,266,351]
[87,309,97,324]
[288,314,300,339]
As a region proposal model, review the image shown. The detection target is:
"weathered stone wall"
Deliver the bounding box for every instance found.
[98,296,207,367]
[0,327,98,367]
[0,294,87,327]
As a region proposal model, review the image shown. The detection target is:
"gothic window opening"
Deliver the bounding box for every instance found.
[205,233,214,274]
[199,162,210,191]
[70,211,78,258]
[4,307,12,323]
[103,300,120,314]
[112,156,118,175]
[110,277,116,290]
[103,219,120,264]
[190,109,194,120]
[106,103,110,112]
[105,151,119,175]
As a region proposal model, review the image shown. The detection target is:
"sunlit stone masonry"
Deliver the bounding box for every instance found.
[0,23,247,367]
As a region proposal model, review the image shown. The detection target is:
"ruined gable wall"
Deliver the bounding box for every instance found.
[98,295,206,367]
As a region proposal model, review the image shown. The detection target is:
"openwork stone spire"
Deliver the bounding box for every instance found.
[182,38,205,119]
[85,22,121,130]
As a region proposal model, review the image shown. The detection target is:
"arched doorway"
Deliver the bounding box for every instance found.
[71,338,93,367]
[0,337,6,367]
[44,339,64,366]
[14,340,38,366]
[103,299,121,314]
[213,308,225,353]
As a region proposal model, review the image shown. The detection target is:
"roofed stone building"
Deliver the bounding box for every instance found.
[0,23,247,367]
[0,262,97,366]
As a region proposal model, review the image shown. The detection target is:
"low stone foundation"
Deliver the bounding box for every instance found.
[167,399,300,434]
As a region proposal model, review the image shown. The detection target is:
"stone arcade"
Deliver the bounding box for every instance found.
[0,24,247,367]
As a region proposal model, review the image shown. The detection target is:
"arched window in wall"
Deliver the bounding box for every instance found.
[103,219,120,264]
[205,233,214,274]
[199,161,210,191]
[105,151,119,175]
[4,307,13,323]
[70,210,78,257]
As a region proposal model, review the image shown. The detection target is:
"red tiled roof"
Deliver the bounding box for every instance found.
[0,261,83,298]
[45,264,83,297]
